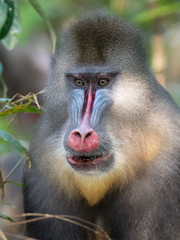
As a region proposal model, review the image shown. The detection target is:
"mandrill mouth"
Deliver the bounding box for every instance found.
[67,153,111,167]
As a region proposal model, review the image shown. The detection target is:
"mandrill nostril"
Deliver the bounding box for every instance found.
[85,132,92,138]
[74,131,81,138]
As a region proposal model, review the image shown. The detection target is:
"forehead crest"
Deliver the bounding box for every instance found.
[62,13,144,65]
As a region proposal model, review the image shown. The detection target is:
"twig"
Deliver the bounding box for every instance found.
[4,156,24,182]
[13,213,112,240]
[0,230,7,240]
[0,75,8,99]
[3,232,35,240]
[7,113,17,129]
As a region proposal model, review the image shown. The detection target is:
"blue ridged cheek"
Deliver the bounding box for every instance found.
[70,89,112,129]
[70,89,84,128]
[90,89,112,128]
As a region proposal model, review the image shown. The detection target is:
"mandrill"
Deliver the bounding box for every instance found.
[23,12,180,240]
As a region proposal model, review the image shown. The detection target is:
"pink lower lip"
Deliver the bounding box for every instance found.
[67,154,111,166]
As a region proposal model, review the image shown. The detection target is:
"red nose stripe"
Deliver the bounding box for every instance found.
[68,85,99,152]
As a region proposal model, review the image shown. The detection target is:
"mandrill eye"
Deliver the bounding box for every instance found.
[74,79,84,86]
[98,78,109,86]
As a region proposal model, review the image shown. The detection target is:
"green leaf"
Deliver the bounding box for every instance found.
[0,0,8,30]
[0,75,8,98]
[24,105,43,113]
[0,0,15,40]
[0,62,3,75]
[4,180,23,187]
[28,0,57,53]
[2,0,21,50]
[0,213,14,222]
[134,3,180,23]
[0,105,42,117]
[0,130,29,158]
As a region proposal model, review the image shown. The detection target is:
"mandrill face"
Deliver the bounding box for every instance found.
[63,69,117,172]
[23,14,180,240]
[32,13,170,205]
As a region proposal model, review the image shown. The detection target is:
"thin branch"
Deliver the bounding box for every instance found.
[0,75,8,99]
[0,230,7,240]
[4,156,24,182]
[4,232,35,240]
[13,213,112,240]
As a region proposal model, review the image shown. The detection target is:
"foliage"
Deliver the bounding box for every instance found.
[0,92,42,224]
[0,212,14,222]
[28,0,56,52]
[134,2,180,24]
[0,92,43,117]
[0,0,48,226]
[0,0,56,51]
